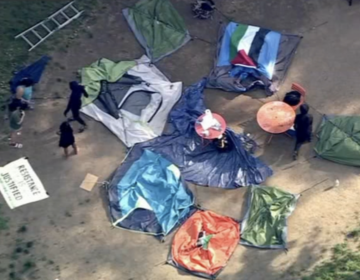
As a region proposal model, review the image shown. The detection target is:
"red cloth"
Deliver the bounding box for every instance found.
[231,49,256,67]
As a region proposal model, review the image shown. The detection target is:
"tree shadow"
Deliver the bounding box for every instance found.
[220,226,326,280]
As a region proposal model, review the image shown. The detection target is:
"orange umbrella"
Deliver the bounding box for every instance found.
[257,101,295,134]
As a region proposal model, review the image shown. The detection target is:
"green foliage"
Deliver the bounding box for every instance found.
[302,243,360,280]
[17,225,27,233]
[347,228,360,240]
[0,204,9,230]
[22,260,35,272]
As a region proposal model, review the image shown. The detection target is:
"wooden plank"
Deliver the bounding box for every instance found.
[79,173,99,192]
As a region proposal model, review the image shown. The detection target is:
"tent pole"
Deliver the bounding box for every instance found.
[191,36,213,45]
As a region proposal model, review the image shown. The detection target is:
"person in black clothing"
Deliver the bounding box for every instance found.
[293,104,313,160]
[283,90,302,107]
[64,81,88,132]
[59,121,77,158]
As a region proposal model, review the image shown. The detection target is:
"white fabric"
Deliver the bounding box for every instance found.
[0,158,48,209]
[237,25,260,54]
[81,56,182,147]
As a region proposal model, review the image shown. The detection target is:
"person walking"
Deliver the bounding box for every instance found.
[9,103,27,148]
[293,104,313,160]
[64,81,88,132]
[4,78,34,121]
[58,121,78,158]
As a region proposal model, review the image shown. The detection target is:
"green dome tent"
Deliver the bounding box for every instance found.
[315,116,360,166]
[123,0,191,62]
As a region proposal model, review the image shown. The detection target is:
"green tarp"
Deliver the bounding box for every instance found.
[315,116,360,166]
[123,0,191,62]
[80,59,136,106]
[241,186,299,249]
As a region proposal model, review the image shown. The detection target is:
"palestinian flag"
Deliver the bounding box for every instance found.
[209,22,301,94]
[229,24,281,78]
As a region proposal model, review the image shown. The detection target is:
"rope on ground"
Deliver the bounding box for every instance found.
[214,7,233,22]
[300,21,328,35]
[280,155,317,171]
[299,178,330,195]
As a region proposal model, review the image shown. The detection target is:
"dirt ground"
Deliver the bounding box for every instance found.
[1,0,360,279]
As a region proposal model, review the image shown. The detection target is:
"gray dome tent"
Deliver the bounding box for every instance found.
[80,56,182,147]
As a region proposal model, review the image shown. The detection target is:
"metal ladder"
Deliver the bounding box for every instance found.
[15,1,83,51]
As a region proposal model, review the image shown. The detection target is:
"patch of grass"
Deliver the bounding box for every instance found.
[0,267,7,273]
[0,204,9,230]
[347,227,360,240]
[0,216,9,230]
[23,260,35,272]
[302,243,360,280]
[14,247,23,253]
[0,1,66,103]
[0,0,99,104]
[17,225,27,233]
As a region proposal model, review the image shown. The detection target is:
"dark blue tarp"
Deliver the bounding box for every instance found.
[9,56,50,93]
[117,79,273,188]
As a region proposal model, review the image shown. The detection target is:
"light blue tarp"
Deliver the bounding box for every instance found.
[116,79,273,188]
[109,149,195,236]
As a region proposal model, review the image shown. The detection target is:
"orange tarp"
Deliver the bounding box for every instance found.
[171,210,240,277]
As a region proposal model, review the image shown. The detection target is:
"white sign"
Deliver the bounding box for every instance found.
[0,158,48,209]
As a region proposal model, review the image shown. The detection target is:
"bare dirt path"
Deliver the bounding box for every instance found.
[1,1,360,279]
